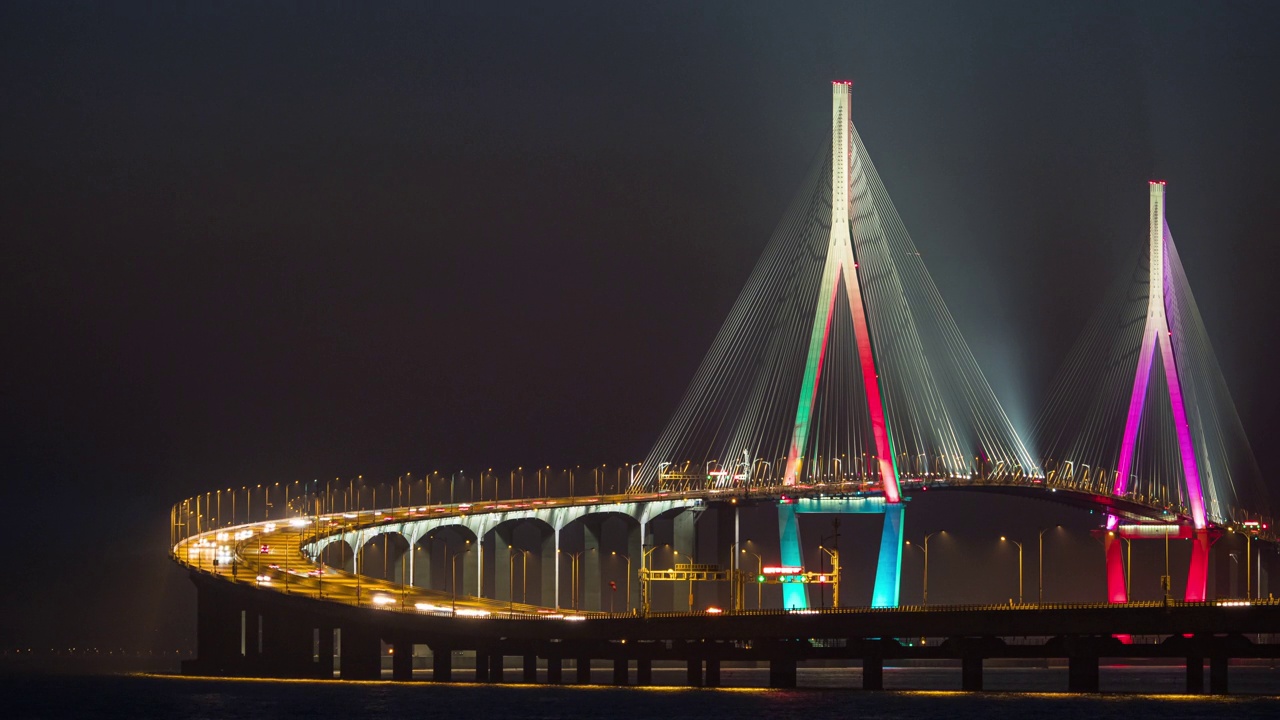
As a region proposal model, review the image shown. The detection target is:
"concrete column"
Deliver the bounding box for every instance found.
[542,529,559,608]
[863,656,883,690]
[392,640,413,681]
[576,657,592,684]
[523,654,538,683]
[474,650,490,683]
[316,627,335,679]
[1067,654,1098,693]
[686,658,703,687]
[191,583,242,675]
[1209,655,1228,694]
[546,655,563,684]
[613,657,628,685]
[259,608,314,678]
[584,520,602,611]
[961,655,983,691]
[705,657,721,688]
[628,520,644,613]
[1186,656,1204,694]
[489,652,504,683]
[412,540,432,589]
[493,525,513,602]
[432,647,452,682]
[636,658,652,685]
[769,657,797,688]
[463,544,479,597]
[672,510,696,612]
[340,625,382,680]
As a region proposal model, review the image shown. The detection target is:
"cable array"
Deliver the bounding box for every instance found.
[634,121,1037,491]
[1031,216,1271,525]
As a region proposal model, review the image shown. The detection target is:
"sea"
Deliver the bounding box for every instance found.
[5,666,1279,719]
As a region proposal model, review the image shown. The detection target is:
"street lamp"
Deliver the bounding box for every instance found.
[1038,525,1060,606]
[560,550,584,610]
[1001,536,1024,605]
[611,551,631,614]
[904,531,942,605]
[672,548,693,611]
[742,547,764,609]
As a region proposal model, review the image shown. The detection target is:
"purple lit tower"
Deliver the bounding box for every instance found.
[1105,182,1210,603]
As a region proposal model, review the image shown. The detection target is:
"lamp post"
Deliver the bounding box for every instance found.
[1038,525,1060,606]
[672,549,693,612]
[612,551,631,614]
[905,531,942,605]
[741,548,764,609]
[1001,536,1023,605]
[561,550,583,610]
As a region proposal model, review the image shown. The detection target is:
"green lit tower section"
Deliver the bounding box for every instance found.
[778,82,904,609]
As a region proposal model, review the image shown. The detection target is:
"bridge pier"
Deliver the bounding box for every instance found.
[1209,655,1229,694]
[1066,654,1099,693]
[705,657,721,688]
[872,503,905,608]
[432,646,452,682]
[489,651,505,682]
[260,608,318,678]
[961,655,983,691]
[316,626,335,679]
[546,655,563,684]
[541,529,558,608]
[473,650,490,683]
[862,656,883,690]
[584,520,602,611]
[636,658,652,685]
[576,657,592,684]
[1186,656,1204,693]
[492,525,513,602]
[613,657,628,685]
[392,640,413,681]
[686,658,702,687]
[340,625,382,680]
[769,657,797,688]
[523,654,538,683]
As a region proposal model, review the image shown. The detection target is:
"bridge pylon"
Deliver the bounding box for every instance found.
[777,82,904,609]
[1108,182,1209,603]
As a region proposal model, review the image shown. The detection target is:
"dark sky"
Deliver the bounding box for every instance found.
[3,2,1280,655]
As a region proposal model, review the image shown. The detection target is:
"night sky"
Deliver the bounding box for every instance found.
[4,2,1280,658]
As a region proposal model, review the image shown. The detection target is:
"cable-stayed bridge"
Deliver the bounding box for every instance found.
[169,83,1277,688]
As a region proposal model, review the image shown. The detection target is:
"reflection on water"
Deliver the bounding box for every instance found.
[5,668,1278,720]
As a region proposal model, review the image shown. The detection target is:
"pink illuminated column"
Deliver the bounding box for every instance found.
[1109,182,1210,603]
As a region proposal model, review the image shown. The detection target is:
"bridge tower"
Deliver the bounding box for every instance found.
[1105,182,1211,603]
[778,82,904,609]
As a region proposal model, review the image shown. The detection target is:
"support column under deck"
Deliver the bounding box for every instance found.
[778,505,805,609]
[1186,529,1211,602]
[872,503,904,608]
[1105,531,1128,604]
[432,647,452,682]
[1186,656,1204,694]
